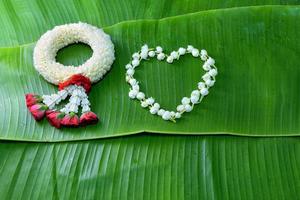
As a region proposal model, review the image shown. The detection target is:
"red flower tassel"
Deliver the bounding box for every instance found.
[46,110,64,129]
[58,74,91,93]
[25,93,42,108]
[29,104,47,121]
[79,111,99,126]
[61,113,80,127]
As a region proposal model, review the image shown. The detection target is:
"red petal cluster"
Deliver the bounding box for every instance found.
[61,114,80,127]
[58,74,91,93]
[46,110,63,128]
[28,104,47,121]
[25,93,42,107]
[80,111,99,126]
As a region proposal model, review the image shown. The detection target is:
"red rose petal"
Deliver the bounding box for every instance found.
[80,111,99,126]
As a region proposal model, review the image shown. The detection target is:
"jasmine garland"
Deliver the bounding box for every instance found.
[125,45,218,122]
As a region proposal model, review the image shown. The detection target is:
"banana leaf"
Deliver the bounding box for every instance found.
[0,0,299,47]
[0,6,300,141]
[0,135,300,199]
[1,0,300,199]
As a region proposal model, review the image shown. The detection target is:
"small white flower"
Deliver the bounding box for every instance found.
[82,105,90,113]
[140,50,148,59]
[141,44,148,51]
[146,97,155,105]
[132,84,139,91]
[175,112,181,118]
[141,101,149,108]
[72,90,79,96]
[170,111,176,117]
[70,97,80,105]
[129,89,138,99]
[209,69,218,76]
[81,98,90,105]
[185,104,193,112]
[206,80,215,87]
[150,107,158,114]
[202,73,211,81]
[191,49,200,57]
[170,51,179,59]
[202,63,211,71]
[198,82,205,89]
[66,85,75,93]
[201,55,207,61]
[125,64,132,69]
[136,92,145,100]
[132,59,140,67]
[207,57,215,66]
[191,90,200,97]
[200,88,209,96]
[157,53,165,60]
[181,97,190,105]
[129,78,137,85]
[162,111,171,120]
[148,51,156,57]
[158,109,165,116]
[187,45,194,52]
[58,90,68,98]
[132,53,140,59]
[166,56,173,63]
[201,49,207,56]
[126,75,131,82]
[126,68,135,76]
[153,103,160,109]
[178,47,186,55]
[177,105,185,112]
[191,95,199,104]
[156,46,163,53]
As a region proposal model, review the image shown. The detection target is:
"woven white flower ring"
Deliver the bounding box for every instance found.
[25,22,115,128]
[125,45,218,122]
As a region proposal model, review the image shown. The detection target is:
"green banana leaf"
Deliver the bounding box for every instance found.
[1,6,300,141]
[1,0,300,199]
[1,135,300,199]
[0,0,299,47]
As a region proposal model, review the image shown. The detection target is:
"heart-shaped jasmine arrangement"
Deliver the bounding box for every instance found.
[125,44,218,122]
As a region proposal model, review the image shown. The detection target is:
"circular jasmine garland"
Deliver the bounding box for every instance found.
[125,44,218,122]
[25,22,115,128]
[33,22,115,85]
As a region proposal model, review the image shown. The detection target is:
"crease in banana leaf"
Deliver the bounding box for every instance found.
[0,0,299,47]
[0,6,300,141]
[0,134,300,199]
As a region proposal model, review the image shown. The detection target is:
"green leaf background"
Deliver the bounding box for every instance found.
[0,0,300,199]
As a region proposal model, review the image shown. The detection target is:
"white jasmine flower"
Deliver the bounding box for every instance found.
[170,51,179,59]
[156,46,163,53]
[166,56,173,63]
[157,53,165,60]
[191,49,200,57]
[200,88,209,96]
[132,53,140,59]
[148,51,156,57]
[209,69,218,76]
[207,57,215,66]
[178,48,186,55]
[185,104,193,112]
[137,92,145,100]
[181,97,190,105]
[132,59,140,67]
